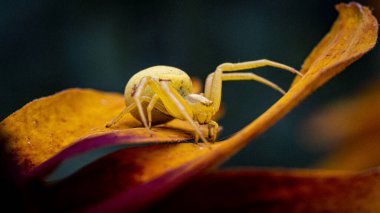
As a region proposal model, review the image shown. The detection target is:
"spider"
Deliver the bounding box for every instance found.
[106,60,302,143]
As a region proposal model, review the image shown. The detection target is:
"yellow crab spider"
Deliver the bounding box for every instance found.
[106,59,302,143]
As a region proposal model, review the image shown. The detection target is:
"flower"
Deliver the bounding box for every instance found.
[0,2,378,212]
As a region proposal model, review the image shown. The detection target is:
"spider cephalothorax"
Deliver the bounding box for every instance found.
[106,60,302,142]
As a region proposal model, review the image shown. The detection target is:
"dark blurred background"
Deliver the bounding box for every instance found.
[1,0,379,169]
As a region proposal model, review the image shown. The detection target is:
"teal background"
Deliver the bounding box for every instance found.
[1,0,379,170]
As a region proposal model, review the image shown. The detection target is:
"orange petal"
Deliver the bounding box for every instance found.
[150,169,380,212]
[22,3,378,212]
[0,89,192,175]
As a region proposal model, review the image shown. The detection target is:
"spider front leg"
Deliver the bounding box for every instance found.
[193,121,201,143]
[207,120,219,142]
[134,77,209,142]
[147,94,159,128]
[133,77,153,134]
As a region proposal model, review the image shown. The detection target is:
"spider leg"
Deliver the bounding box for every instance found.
[133,77,157,135]
[208,120,219,142]
[217,59,302,76]
[105,103,137,128]
[205,59,301,112]
[147,94,159,128]
[194,121,200,143]
[106,96,153,128]
[207,72,286,94]
[134,77,208,142]
[158,80,208,143]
